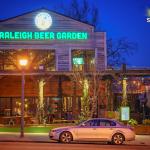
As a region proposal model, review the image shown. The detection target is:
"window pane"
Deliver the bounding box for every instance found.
[110,121,116,126]
[29,50,55,71]
[100,120,111,126]
[0,49,56,71]
[72,49,95,71]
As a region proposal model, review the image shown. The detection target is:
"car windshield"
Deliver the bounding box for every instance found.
[115,120,125,126]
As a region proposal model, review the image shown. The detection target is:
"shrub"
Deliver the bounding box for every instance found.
[128,119,138,126]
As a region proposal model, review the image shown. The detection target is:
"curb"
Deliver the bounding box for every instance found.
[0,140,50,143]
[0,140,149,146]
[0,134,149,146]
[0,132,48,135]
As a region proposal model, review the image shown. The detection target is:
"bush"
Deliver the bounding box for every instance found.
[128,119,138,126]
[143,119,150,125]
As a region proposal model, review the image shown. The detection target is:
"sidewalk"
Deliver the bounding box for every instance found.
[0,132,149,146]
[0,132,49,142]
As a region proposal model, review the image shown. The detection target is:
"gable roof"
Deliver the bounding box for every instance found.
[0,8,94,29]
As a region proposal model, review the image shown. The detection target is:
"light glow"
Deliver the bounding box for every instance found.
[35,12,52,30]
[19,59,28,66]
[147,8,150,17]
[73,57,84,65]
[146,8,150,23]
[0,31,88,40]
[120,107,130,121]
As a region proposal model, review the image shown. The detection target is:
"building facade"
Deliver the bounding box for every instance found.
[0,9,107,123]
[0,9,149,124]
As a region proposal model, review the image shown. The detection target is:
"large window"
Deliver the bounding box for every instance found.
[29,50,55,71]
[72,49,95,71]
[0,50,18,70]
[0,49,56,71]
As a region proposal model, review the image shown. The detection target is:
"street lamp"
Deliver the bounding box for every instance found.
[19,58,28,138]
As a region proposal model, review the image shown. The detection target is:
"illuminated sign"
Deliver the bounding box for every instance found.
[73,57,84,64]
[52,97,61,101]
[146,8,150,23]
[35,12,52,30]
[0,31,88,40]
[120,106,130,121]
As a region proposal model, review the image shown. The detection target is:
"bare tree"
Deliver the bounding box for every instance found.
[107,37,137,67]
[61,0,137,66]
[0,49,23,70]
[61,0,99,29]
[60,0,137,119]
[71,71,90,119]
[71,67,106,119]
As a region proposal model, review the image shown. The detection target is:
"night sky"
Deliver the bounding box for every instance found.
[0,0,150,68]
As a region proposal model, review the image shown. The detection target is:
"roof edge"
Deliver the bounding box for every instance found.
[0,7,95,29]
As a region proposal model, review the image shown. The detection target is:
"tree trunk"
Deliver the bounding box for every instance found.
[81,79,90,119]
[38,78,45,124]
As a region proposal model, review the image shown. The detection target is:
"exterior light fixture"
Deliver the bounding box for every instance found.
[19,58,28,138]
[19,59,28,67]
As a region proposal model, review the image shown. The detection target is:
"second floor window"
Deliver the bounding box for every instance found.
[72,49,95,71]
[0,49,56,71]
[29,50,55,71]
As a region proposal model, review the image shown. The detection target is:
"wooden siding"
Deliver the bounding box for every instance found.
[0,9,106,71]
[0,76,38,97]
[0,9,93,32]
[56,48,70,71]
[96,47,106,70]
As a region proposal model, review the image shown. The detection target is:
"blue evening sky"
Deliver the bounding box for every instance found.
[0,0,150,67]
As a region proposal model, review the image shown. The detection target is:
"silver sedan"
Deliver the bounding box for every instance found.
[49,118,135,145]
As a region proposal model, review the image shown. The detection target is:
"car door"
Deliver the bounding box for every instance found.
[75,119,99,141]
[96,119,116,141]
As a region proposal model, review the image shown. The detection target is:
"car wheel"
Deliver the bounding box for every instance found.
[59,131,73,143]
[112,133,124,145]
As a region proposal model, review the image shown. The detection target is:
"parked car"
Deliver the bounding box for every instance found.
[49,118,135,145]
